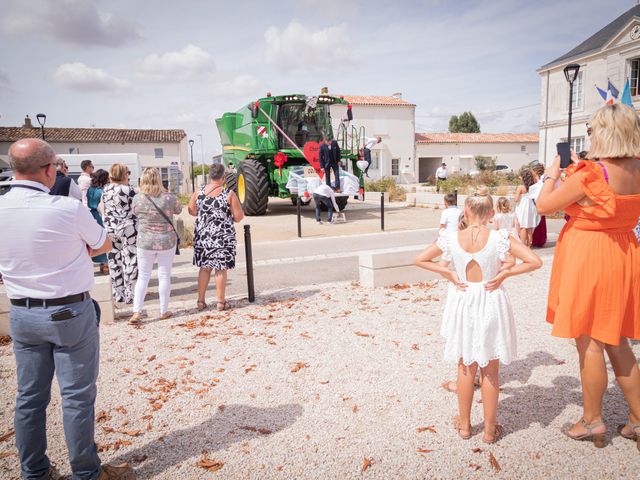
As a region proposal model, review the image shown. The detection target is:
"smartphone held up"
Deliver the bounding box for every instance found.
[556,142,572,169]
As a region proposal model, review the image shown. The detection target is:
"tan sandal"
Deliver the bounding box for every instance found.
[216,301,227,311]
[563,418,606,448]
[482,424,504,444]
[452,415,471,439]
[128,313,141,325]
[617,421,640,451]
[159,311,173,320]
[197,301,207,311]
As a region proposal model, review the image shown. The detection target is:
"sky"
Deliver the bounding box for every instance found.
[0,0,637,163]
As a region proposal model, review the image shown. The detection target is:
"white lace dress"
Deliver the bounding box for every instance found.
[436,229,517,367]
[515,191,540,229]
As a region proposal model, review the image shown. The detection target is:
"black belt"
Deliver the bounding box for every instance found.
[10,292,90,308]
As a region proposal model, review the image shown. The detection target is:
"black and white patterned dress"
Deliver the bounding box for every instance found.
[193,187,237,270]
[103,183,138,303]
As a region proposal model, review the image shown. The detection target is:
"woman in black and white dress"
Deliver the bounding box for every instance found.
[188,163,244,311]
[103,163,138,304]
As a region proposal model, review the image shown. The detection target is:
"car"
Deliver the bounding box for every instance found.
[468,164,512,176]
[0,170,13,182]
[0,180,12,196]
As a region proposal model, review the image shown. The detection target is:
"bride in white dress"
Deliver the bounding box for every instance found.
[415,186,542,444]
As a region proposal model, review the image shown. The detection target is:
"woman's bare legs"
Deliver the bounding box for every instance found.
[605,337,640,434]
[480,360,500,441]
[570,335,607,436]
[518,228,528,246]
[214,270,228,303]
[197,268,212,304]
[456,361,477,437]
[526,228,534,246]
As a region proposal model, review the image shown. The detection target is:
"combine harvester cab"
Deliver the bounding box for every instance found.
[215,93,366,216]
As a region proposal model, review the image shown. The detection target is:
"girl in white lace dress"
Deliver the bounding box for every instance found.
[415,187,542,443]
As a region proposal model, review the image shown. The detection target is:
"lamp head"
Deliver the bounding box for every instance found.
[36,113,46,127]
[188,139,194,147]
[563,63,580,84]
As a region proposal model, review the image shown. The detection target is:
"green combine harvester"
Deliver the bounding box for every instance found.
[215,93,366,215]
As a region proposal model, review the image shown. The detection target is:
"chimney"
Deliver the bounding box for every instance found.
[392,92,402,99]
[23,115,33,128]
[320,86,329,94]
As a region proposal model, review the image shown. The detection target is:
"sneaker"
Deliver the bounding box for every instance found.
[47,464,62,480]
[98,463,135,480]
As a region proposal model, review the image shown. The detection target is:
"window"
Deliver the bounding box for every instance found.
[370,150,380,170]
[631,58,640,96]
[570,71,584,110]
[68,147,79,154]
[565,136,585,153]
[160,167,169,188]
[391,158,400,176]
[154,148,164,159]
[520,145,526,152]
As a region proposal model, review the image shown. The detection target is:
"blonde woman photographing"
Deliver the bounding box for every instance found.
[129,168,182,324]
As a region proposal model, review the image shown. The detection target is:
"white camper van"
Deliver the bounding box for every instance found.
[60,153,141,187]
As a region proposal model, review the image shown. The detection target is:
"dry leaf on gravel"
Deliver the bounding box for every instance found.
[354,331,370,337]
[130,454,148,463]
[118,429,141,437]
[0,429,15,442]
[472,448,483,453]
[291,362,308,373]
[352,405,359,413]
[411,344,420,351]
[96,411,111,423]
[0,451,16,458]
[244,365,257,374]
[488,452,501,472]
[361,457,374,473]
[196,453,224,472]
[416,448,433,454]
[469,463,482,471]
[218,404,225,412]
[115,406,128,415]
[416,426,437,433]
[101,426,114,433]
[0,335,12,346]
[319,380,329,384]
[147,355,156,362]
[390,283,410,290]
[112,439,132,450]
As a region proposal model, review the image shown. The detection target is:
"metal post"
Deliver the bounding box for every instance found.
[454,189,458,206]
[380,192,385,231]
[244,225,255,303]
[189,141,195,193]
[567,82,574,148]
[40,126,45,141]
[297,196,302,238]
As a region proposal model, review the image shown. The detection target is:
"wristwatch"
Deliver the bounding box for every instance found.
[541,174,558,183]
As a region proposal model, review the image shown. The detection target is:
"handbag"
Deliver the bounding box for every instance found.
[145,194,180,255]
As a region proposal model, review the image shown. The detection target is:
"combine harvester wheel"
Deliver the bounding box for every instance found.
[237,159,269,216]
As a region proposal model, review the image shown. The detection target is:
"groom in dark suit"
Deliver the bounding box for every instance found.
[319,136,341,191]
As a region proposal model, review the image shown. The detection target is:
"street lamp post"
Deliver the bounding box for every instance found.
[198,134,205,185]
[188,139,195,193]
[563,63,581,150]
[36,113,46,140]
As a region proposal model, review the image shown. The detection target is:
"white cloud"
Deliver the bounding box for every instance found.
[138,45,215,81]
[265,21,355,71]
[53,63,129,93]
[211,74,259,97]
[1,0,141,47]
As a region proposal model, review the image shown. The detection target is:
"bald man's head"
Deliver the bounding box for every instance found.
[9,138,56,175]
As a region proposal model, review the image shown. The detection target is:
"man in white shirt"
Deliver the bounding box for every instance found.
[435,162,449,193]
[313,183,341,224]
[363,136,382,177]
[439,193,461,232]
[77,159,94,205]
[0,139,133,480]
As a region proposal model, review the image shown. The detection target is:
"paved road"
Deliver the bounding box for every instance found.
[113,220,565,317]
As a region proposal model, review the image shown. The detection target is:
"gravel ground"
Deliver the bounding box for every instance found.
[1,253,639,479]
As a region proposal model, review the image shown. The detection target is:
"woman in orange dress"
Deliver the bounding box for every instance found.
[537,104,640,449]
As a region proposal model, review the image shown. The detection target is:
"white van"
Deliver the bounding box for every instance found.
[60,153,141,187]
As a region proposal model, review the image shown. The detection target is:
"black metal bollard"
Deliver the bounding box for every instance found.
[244,224,255,303]
[297,196,302,238]
[380,191,385,231]
[454,189,458,206]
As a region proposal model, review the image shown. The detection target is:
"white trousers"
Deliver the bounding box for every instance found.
[133,247,175,314]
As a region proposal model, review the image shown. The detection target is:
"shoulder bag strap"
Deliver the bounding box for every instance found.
[145,194,179,241]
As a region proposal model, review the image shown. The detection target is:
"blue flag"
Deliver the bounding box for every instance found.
[621,78,633,107]
[608,79,619,99]
[595,85,608,101]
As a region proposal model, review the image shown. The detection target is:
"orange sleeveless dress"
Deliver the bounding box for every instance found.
[547,161,640,345]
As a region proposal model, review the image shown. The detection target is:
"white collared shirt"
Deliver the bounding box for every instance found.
[436,167,449,179]
[313,183,340,211]
[78,172,92,205]
[0,180,107,299]
[364,137,379,150]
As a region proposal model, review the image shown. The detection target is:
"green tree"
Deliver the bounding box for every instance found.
[448,111,481,133]
[474,155,496,171]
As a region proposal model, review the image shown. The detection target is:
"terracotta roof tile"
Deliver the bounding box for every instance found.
[0,127,187,143]
[340,95,416,107]
[415,132,539,144]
